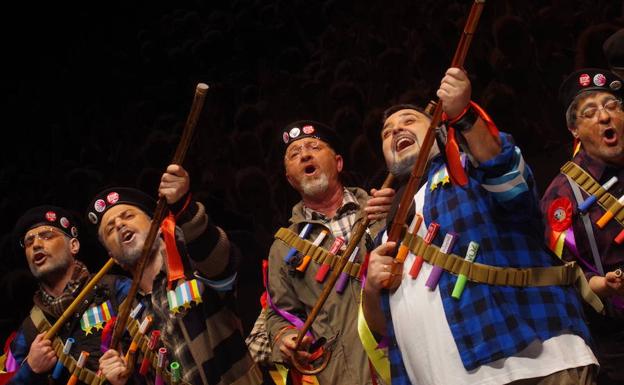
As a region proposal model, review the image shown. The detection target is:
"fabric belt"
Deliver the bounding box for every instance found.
[275,227,362,278]
[401,232,604,313]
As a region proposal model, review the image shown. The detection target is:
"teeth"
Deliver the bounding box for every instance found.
[395,137,415,151]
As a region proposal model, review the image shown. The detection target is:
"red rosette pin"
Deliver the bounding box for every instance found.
[547,197,573,232]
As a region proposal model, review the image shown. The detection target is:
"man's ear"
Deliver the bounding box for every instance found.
[335,154,344,173]
[69,238,80,255]
[569,126,579,139]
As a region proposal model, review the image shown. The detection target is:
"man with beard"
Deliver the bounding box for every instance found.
[8,205,130,384]
[90,164,262,385]
[541,68,624,384]
[263,120,394,385]
[362,67,599,385]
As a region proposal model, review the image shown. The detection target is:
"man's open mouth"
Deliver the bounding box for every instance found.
[121,229,136,244]
[394,135,415,153]
[602,127,618,145]
[33,252,47,265]
[304,164,317,175]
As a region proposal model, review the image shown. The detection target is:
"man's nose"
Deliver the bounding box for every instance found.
[597,107,612,122]
[114,217,124,229]
[32,237,44,248]
[300,148,314,161]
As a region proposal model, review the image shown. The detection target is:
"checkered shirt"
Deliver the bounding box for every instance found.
[382,133,592,383]
[245,308,272,366]
[302,188,360,241]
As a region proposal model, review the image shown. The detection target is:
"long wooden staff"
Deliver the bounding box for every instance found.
[109,82,209,351]
[44,83,209,347]
[290,174,394,374]
[289,2,486,373]
[383,0,485,288]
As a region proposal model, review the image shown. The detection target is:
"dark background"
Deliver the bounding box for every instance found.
[1,0,623,347]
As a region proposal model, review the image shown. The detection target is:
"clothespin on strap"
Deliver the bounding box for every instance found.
[285,224,313,263]
[451,241,479,299]
[596,194,624,228]
[66,351,89,385]
[52,338,74,380]
[155,347,168,385]
[396,215,423,265]
[170,361,181,384]
[139,330,161,375]
[410,222,439,279]
[335,247,359,294]
[578,176,618,213]
[425,232,458,290]
[125,315,152,375]
[315,237,345,283]
[297,230,328,272]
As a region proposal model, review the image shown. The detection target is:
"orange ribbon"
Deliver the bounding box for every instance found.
[161,212,185,289]
[444,101,500,186]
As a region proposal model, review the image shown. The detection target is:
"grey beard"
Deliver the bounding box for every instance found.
[31,254,72,283]
[115,232,148,267]
[388,153,417,177]
[301,173,329,197]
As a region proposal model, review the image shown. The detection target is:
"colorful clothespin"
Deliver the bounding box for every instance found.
[451,241,479,299]
[297,230,328,272]
[596,194,624,228]
[52,338,74,380]
[578,176,618,213]
[410,222,439,279]
[139,330,161,375]
[335,247,359,294]
[284,224,313,263]
[425,232,458,290]
[125,315,152,363]
[315,236,345,283]
[66,351,89,385]
[155,347,167,385]
[170,361,181,384]
[397,214,423,265]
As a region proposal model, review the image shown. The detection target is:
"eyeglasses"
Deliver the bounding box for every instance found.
[285,140,325,161]
[577,98,622,120]
[21,227,66,248]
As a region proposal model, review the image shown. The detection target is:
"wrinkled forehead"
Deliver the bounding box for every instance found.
[99,204,148,231]
[285,136,331,153]
[383,109,430,130]
[24,224,59,237]
[576,90,620,107]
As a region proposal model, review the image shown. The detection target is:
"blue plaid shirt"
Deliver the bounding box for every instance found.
[382,133,592,384]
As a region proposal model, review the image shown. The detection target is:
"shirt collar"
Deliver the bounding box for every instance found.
[302,188,360,221]
[575,148,618,182]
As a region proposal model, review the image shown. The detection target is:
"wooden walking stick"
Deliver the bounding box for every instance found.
[290,173,394,375]
[44,83,208,352]
[383,0,486,289]
[109,82,209,353]
[289,0,486,375]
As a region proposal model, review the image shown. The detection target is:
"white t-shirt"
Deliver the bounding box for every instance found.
[387,184,597,385]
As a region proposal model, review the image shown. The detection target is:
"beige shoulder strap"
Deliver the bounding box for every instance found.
[274,227,362,278]
[561,161,624,225]
[29,306,104,385]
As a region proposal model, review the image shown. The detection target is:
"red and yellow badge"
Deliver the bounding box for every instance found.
[547,197,573,232]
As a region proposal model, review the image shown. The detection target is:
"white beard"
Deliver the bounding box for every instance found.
[301,172,329,197]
